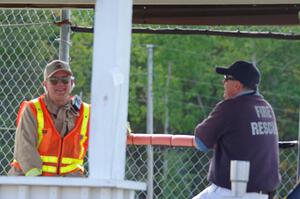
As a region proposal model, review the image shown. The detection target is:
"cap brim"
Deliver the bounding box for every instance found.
[215,67,230,75]
[47,69,73,78]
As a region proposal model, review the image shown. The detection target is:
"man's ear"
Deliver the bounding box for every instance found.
[235,81,244,91]
[70,80,75,92]
[42,81,48,93]
[239,81,245,90]
[42,81,47,88]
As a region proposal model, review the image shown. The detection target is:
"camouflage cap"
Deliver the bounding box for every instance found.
[44,60,73,80]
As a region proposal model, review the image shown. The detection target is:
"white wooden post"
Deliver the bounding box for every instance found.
[223,161,268,199]
[89,0,133,180]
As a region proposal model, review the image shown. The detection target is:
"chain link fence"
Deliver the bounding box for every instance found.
[0,8,298,199]
[126,145,297,199]
[0,8,60,175]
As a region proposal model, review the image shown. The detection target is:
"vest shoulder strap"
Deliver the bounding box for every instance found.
[16,98,39,126]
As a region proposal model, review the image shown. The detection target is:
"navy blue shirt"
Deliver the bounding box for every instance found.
[195,92,280,192]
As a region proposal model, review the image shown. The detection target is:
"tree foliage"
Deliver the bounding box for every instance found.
[124,34,300,140]
[70,31,300,139]
[69,11,300,141]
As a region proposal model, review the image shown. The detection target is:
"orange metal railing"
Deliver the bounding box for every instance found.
[126,134,196,148]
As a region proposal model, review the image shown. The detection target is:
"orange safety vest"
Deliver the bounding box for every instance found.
[12,95,90,176]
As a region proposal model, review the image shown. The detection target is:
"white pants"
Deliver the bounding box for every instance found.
[192,184,232,199]
[192,184,269,199]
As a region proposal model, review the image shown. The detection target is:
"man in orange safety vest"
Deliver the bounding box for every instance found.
[8,60,90,176]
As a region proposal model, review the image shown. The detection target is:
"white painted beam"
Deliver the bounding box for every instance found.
[0,176,146,199]
[0,177,145,189]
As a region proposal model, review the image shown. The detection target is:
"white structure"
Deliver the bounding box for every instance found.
[0,0,146,198]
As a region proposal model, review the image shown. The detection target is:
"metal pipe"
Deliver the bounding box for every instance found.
[146,44,154,199]
[59,9,71,62]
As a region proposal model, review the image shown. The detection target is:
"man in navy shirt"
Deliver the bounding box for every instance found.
[193,61,280,199]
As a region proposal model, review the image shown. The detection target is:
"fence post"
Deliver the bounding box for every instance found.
[59,9,71,62]
[146,44,154,199]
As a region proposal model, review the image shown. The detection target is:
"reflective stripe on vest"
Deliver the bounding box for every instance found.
[32,98,44,148]
[79,102,90,159]
[61,157,83,165]
[42,165,57,173]
[25,168,42,176]
[60,164,84,174]
[40,155,58,163]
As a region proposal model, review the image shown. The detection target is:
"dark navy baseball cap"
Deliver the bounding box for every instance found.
[216,60,260,89]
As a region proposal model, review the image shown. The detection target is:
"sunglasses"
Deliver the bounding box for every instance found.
[48,76,73,85]
[224,75,236,81]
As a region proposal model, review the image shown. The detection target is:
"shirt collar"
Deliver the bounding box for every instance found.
[44,94,73,114]
[232,89,259,99]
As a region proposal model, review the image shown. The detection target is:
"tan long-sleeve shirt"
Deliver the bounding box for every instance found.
[8,94,80,176]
